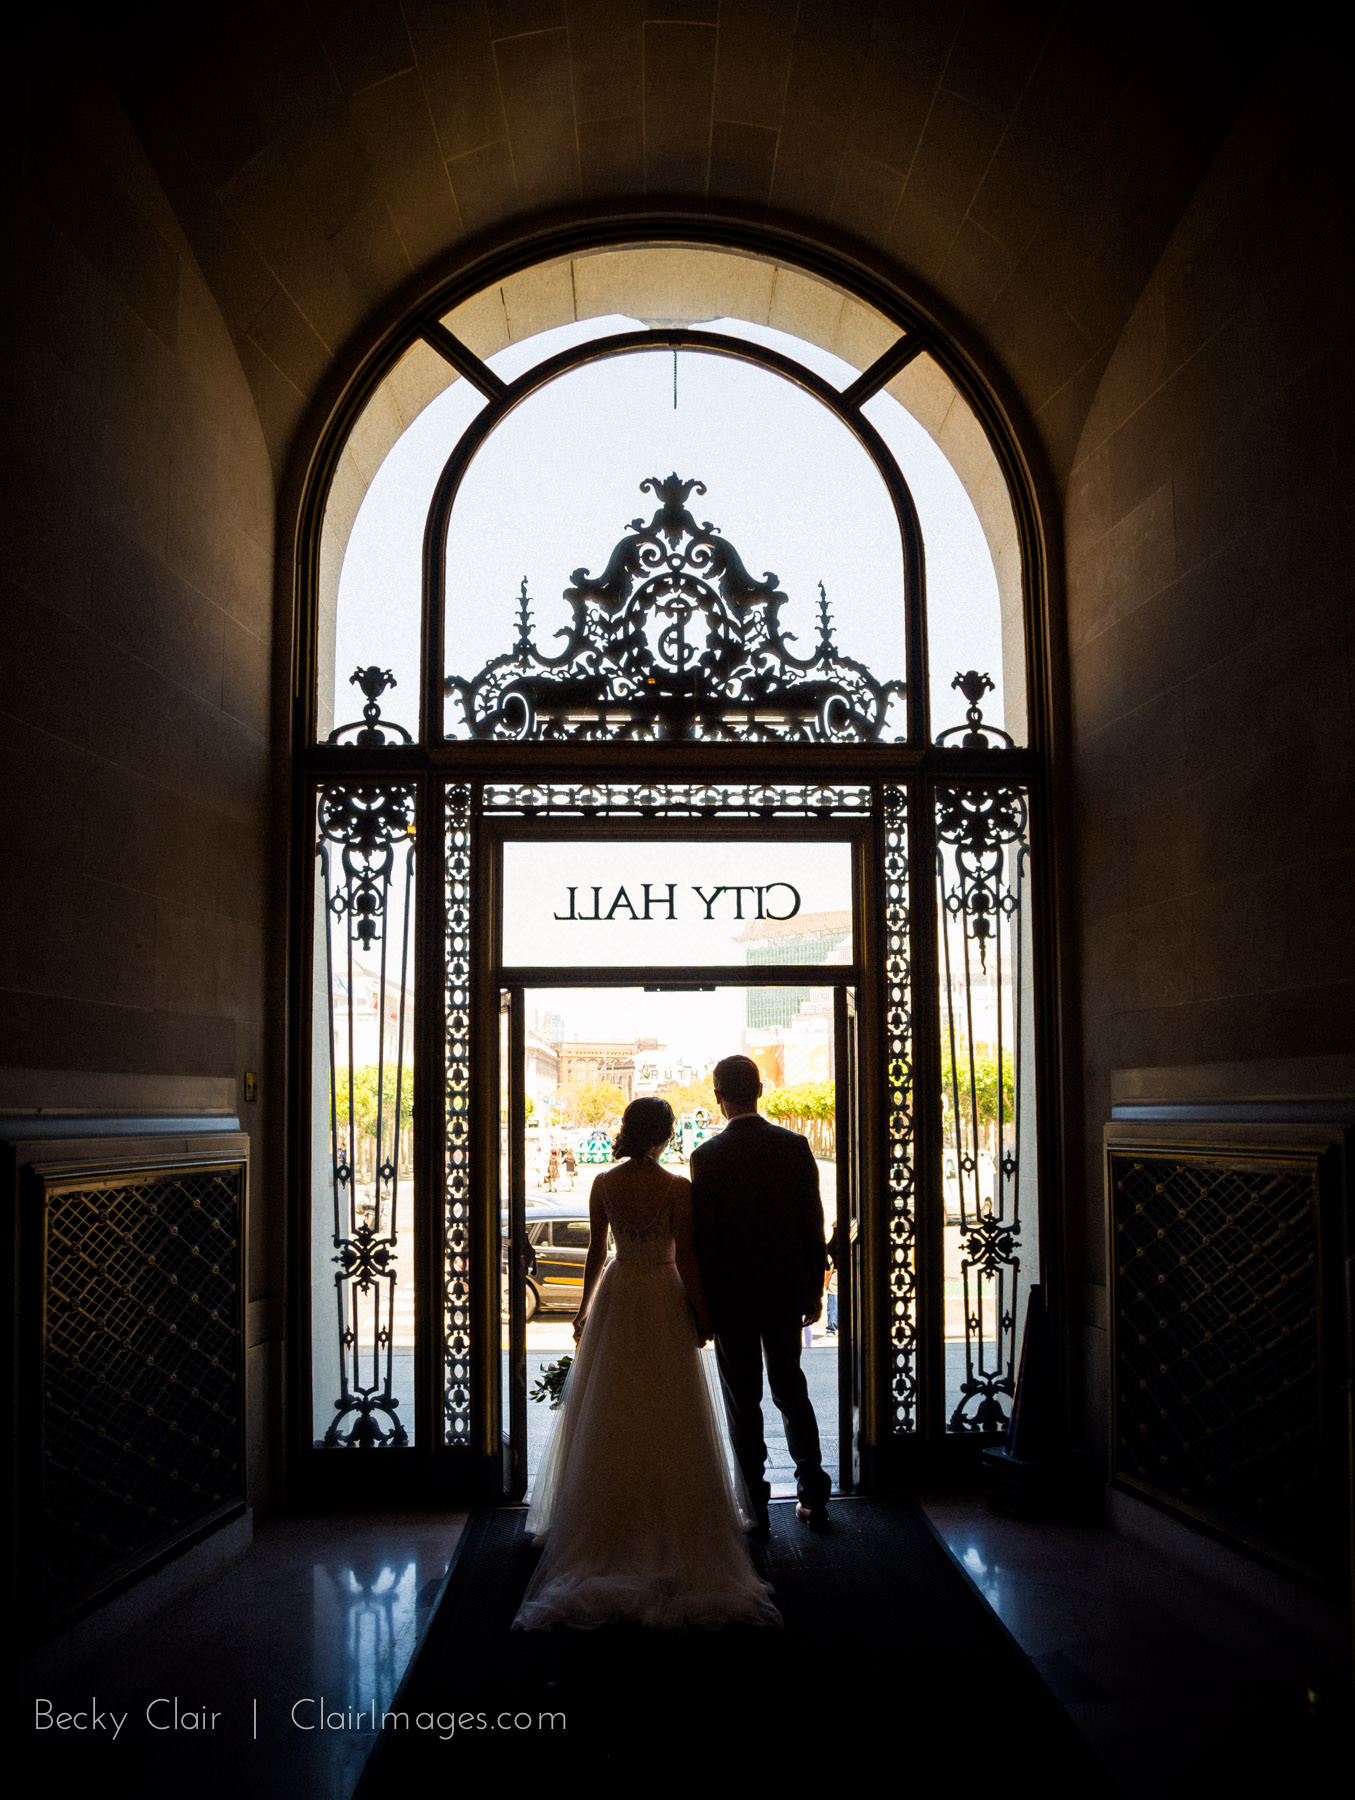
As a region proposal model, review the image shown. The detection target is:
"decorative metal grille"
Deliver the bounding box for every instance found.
[882,784,917,1430]
[1110,1149,1324,1573]
[484,778,903,1451]
[326,665,414,747]
[485,777,920,1434]
[316,780,416,1448]
[934,668,1015,752]
[443,783,473,1444]
[445,475,906,743]
[936,775,1030,1432]
[39,1160,244,1618]
[483,781,871,818]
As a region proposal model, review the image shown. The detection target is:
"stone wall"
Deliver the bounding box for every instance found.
[1063,61,1355,1449]
[0,40,282,1499]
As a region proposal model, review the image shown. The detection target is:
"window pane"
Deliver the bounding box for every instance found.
[320,351,486,745]
[862,371,1022,744]
[441,291,640,380]
[443,350,908,742]
[311,784,417,1447]
[935,784,1037,1434]
[441,247,903,389]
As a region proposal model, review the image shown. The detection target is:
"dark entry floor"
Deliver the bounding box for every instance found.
[20,1495,1348,1799]
[354,1498,1111,1795]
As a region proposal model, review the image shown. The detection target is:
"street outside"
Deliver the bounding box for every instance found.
[373,1150,1003,1461]
[515,1317,842,1495]
[509,1148,843,1491]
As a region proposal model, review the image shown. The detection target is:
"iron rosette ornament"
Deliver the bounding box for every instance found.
[444,474,906,743]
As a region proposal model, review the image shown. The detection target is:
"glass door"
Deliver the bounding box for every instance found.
[495,977,853,1501]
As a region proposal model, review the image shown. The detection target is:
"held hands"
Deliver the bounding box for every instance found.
[801,1301,822,1328]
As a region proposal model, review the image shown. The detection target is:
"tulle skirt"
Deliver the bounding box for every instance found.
[513,1256,780,1631]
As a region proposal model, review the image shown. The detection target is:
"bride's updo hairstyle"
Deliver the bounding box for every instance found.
[613,1096,675,1161]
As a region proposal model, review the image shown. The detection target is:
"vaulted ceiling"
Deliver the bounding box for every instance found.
[74,1,1271,484]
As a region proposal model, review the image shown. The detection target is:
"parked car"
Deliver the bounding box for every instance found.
[510,1201,606,1319]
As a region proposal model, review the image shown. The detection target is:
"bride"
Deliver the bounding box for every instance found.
[513,1096,780,1630]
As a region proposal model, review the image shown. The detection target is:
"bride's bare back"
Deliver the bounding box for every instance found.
[594,1158,682,1243]
[578,1157,707,1338]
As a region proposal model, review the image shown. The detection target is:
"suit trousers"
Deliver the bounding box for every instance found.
[713,1308,831,1511]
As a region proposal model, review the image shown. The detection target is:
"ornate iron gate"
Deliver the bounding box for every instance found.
[303,468,1043,1485]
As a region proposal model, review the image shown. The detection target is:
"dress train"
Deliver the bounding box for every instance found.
[513,1208,778,1631]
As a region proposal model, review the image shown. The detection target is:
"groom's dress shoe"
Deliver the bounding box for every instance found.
[795,1501,830,1533]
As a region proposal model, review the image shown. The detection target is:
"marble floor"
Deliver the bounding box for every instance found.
[20,1511,470,1800]
[917,1494,1350,1798]
[20,1497,1349,1798]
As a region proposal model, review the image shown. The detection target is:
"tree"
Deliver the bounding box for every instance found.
[554,1080,627,1127]
[763,1079,835,1123]
[762,1080,836,1158]
[332,1064,414,1146]
[940,1039,1015,1143]
[331,1064,415,1184]
[658,1078,716,1120]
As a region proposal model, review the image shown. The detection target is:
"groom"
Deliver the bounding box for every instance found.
[690,1054,832,1535]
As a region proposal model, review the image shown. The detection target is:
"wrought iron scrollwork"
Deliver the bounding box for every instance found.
[935,756,1031,1434]
[316,781,416,1449]
[882,785,917,1431]
[445,474,906,742]
[934,669,1014,750]
[483,781,871,819]
[318,786,417,952]
[935,786,1027,972]
[443,784,472,1445]
[327,666,414,746]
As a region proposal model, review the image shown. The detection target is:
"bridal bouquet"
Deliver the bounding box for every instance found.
[530,1355,572,1409]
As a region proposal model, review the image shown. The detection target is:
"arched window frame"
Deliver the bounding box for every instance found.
[417,327,927,752]
[288,227,1061,1501]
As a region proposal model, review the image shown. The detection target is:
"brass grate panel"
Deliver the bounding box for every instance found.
[39,1161,245,1617]
[1110,1149,1322,1571]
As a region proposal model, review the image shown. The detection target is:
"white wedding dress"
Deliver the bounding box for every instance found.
[513,1166,780,1631]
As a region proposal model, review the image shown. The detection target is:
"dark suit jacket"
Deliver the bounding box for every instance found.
[690,1114,827,1324]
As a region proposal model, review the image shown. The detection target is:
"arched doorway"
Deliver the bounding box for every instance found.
[292,233,1054,1503]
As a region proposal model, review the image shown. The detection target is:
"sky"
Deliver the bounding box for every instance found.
[330,315,1009,1061]
[332,315,1006,746]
